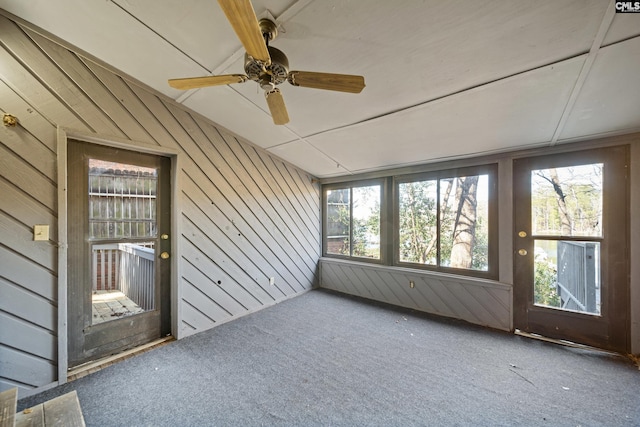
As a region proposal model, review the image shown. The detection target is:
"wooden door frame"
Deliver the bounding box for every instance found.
[56,128,180,384]
[512,145,630,352]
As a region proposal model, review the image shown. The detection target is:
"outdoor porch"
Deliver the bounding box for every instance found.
[90,243,155,325]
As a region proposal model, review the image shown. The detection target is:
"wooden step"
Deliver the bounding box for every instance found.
[0,388,18,427]
[15,391,85,427]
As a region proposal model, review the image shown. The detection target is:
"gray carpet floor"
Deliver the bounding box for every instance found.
[19,289,640,426]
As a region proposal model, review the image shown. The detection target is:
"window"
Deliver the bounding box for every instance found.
[324,181,383,260]
[396,165,497,277]
[322,165,497,278]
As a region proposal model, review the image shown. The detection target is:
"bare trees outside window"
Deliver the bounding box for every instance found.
[323,165,496,279]
[531,164,603,314]
[398,174,490,272]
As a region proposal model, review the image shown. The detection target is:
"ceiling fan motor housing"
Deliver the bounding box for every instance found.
[244,46,289,88]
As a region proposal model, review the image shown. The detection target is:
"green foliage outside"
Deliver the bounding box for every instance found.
[470,214,489,270]
[534,251,560,307]
[398,177,489,271]
[398,180,437,264]
[326,189,350,256]
[326,174,489,272]
[531,165,602,308]
[326,186,380,259]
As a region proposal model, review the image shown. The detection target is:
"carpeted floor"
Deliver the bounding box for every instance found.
[19,289,640,426]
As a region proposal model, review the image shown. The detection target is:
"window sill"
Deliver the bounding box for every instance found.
[319,257,511,291]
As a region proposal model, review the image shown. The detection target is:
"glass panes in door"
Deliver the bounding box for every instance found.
[531,164,603,315]
[89,159,158,324]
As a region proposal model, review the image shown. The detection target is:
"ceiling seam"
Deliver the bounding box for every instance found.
[264,129,354,176]
[549,2,617,145]
[106,0,242,105]
[296,50,600,142]
[294,30,638,148]
[109,0,211,73]
[267,139,354,175]
[264,127,355,176]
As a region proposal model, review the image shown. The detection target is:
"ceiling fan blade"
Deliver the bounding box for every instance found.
[217,0,271,64]
[168,74,248,90]
[265,88,289,125]
[288,71,365,94]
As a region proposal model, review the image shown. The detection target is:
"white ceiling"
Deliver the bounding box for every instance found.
[1,0,639,178]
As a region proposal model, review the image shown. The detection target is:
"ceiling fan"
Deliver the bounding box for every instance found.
[168,0,366,125]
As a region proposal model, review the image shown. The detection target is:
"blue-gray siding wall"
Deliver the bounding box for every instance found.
[0,14,320,397]
[320,258,512,332]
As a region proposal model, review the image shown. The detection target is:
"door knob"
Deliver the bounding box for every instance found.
[160,252,170,259]
[518,249,527,256]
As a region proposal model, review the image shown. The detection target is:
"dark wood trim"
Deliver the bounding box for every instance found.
[513,145,629,353]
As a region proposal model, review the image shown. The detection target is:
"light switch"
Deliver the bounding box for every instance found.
[33,224,49,241]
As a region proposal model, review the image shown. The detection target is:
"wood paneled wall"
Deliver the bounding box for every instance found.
[320,259,512,332]
[0,15,319,396]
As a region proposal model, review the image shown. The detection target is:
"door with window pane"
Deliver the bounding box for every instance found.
[513,146,629,352]
[67,140,171,367]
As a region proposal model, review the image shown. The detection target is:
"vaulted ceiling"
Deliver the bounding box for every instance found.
[1,0,639,177]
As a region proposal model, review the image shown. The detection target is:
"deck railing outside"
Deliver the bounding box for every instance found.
[557,241,598,313]
[92,243,155,310]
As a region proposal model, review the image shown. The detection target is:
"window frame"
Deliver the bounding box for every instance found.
[322,178,388,264]
[393,164,499,279]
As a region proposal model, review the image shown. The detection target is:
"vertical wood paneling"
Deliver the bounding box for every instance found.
[0,14,319,397]
[320,259,512,331]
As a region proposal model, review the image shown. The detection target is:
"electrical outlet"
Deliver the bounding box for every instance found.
[409,280,415,289]
[269,277,275,286]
